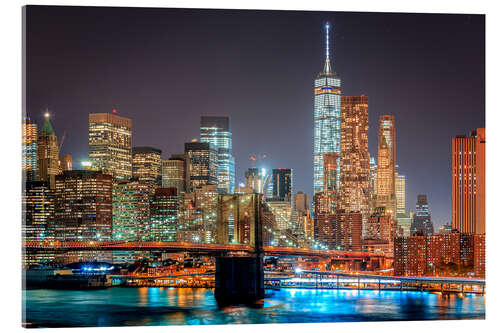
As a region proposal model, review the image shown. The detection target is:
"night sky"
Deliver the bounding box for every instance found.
[25,6,485,228]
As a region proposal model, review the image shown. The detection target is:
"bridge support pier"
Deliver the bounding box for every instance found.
[214,255,264,307]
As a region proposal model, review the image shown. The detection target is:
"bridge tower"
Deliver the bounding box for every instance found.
[215,193,265,305]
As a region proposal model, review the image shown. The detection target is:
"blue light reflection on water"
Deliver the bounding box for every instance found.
[23,287,485,327]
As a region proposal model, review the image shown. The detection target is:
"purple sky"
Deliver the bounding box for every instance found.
[25,6,485,228]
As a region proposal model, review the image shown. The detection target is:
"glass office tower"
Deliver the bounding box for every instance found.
[313,22,341,194]
[200,116,235,194]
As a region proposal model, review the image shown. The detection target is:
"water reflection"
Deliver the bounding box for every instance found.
[23,288,485,327]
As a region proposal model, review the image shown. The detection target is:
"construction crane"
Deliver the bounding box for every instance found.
[249,153,267,168]
[59,130,67,151]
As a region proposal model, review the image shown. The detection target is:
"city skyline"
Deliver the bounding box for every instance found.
[25,7,485,227]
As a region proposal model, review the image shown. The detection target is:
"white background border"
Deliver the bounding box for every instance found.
[1,0,498,332]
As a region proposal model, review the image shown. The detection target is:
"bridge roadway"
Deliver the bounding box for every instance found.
[23,241,387,260]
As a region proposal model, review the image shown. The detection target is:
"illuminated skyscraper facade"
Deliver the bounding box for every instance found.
[452,128,485,234]
[150,187,180,241]
[112,180,152,241]
[271,168,293,202]
[200,116,235,194]
[395,171,406,215]
[184,141,217,190]
[53,170,113,241]
[132,146,162,184]
[339,95,370,216]
[22,116,38,182]
[37,113,59,189]
[313,22,341,194]
[376,115,396,215]
[162,155,190,194]
[89,112,132,180]
[22,181,54,242]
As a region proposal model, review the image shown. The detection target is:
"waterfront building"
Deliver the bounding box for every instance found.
[22,116,38,182]
[112,180,152,241]
[339,95,370,220]
[394,232,485,277]
[244,168,266,194]
[271,168,293,202]
[216,193,262,246]
[452,128,485,234]
[162,154,190,194]
[411,194,434,236]
[22,181,54,242]
[375,115,396,216]
[313,22,341,194]
[473,234,485,277]
[37,112,59,188]
[53,170,113,241]
[184,140,217,190]
[150,187,180,241]
[89,112,132,180]
[200,116,235,194]
[59,154,72,172]
[132,146,162,185]
[395,170,406,215]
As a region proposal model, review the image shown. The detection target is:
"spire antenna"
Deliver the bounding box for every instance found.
[325,21,330,60]
[323,21,332,73]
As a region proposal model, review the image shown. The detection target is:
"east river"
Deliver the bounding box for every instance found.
[23,287,485,327]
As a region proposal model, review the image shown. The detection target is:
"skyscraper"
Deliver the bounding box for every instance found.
[376,115,396,215]
[53,170,113,241]
[22,116,38,182]
[395,171,406,215]
[132,146,162,184]
[89,112,132,180]
[162,154,190,194]
[411,194,434,236]
[150,187,180,241]
[244,168,266,194]
[271,168,293,202]
[112,180,152,241]
[452,128,485,234]
[339,95,370,217]
[200,116,235,194]
[184,141,217,190]
[313,22,341,195]
[22,181,54,242]
[180,184,218,243]
[37,112,59,188]
[293,191,309,215]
